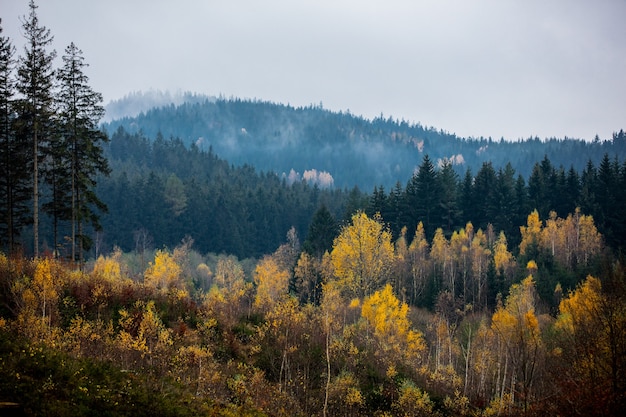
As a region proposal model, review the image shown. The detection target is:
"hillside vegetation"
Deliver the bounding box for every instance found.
[1,208,625,416]
[91,126,626,260]
[102,97,626,190]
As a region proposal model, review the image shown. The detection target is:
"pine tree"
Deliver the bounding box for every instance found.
[438,159,460,236]
[15,0,57,257]
[56,42,110,265]
[473,162,497,230]
[596,153,618,248]
[406,155,440,239]
[303,205,338,258]
[0,20,30,253]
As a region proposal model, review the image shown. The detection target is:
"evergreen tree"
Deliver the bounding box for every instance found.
[56,42,110,265]
[528,161,546,218]
[579,159,597,216]
[42,111,70,255]
[438,159,459,237]
[367,185,387,218]
[596,154,619,248]
[406,155,440,239]
[472,162,497,230]
[564,166,580,213]
[511,174,529,247]
[491,163,517,238]
[303,205,338,258]
[459,168,474,226]
[618,161,626,250]
[15,0,56,257]
[0,21,30,253]
[387,181,408,239]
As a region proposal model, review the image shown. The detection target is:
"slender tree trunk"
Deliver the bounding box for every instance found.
[33,127,38,257]
[71,136,76,265]
[464,327,471,396]
[323,313,331,417]
[77,186,84,270]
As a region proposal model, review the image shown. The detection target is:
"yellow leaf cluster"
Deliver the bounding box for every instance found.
[519,210,542,256]
[330,212,394,298]
[520,208,602,268]
[493,231,514,273]
[555,275,602,334]
[491,276,541,353]
[254,255,290,310]
[144,249,183,292]
[393,380,434,416]
[361,284,426,360]
[92,248,126,284]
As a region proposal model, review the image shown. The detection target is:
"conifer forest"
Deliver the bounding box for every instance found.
[1,2,626,416]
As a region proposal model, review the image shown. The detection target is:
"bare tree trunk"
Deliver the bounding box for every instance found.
[464,327,472,396]
[33,127,38,257]
[323,313,331,417]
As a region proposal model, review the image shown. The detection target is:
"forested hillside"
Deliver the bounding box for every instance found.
[101,97,626,190]
[94,127,626,260]
[97,127,360,259]
[1,208,624,416]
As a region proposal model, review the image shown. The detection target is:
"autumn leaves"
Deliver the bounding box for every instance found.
[0,206,623,415]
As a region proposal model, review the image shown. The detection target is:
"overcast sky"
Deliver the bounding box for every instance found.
[2,0,625,141]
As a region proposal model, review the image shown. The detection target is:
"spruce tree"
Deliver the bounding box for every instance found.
[303,205,337,258]
[16,0,56,257]
[0,21,30,253]
[56,42,110,266]
[406,155,440,239]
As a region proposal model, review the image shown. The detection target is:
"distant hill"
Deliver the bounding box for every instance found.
[103,90,214,122]
[102,95,625,191]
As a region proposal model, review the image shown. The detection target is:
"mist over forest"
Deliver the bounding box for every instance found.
[102,93,626,191]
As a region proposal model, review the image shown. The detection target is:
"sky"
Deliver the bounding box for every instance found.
[2,0,625,141]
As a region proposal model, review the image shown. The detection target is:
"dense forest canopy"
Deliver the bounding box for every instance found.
[89,127,626,261]
[102,96,626,190]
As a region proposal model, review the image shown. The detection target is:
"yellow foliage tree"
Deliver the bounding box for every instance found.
[493,231,514,276]
[254,255,290,310]
[407,222,429,304]
[519,209,542,256]
[392,380,435,417]
[325,371,364,416]
[554,275,626,414]
[92,247,124,282]
[293,251,323,305]
[430,227,449,285]
[576,211,602,264]
[361,284,426,365]
[491,275,543,412]
[204,256,250,322]
[330,211,394,298]
[470,229,491,307]
[117,300,173,370]
[144,249,186,297]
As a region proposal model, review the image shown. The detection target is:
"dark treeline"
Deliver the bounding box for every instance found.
[368,151,626,251]
[96,127,364,259]
[94,127,626,264]
[102,96,626,190]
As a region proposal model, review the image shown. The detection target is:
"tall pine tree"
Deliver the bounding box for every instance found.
[406,155,440,239]
[16,0,56,257]
[56,42,110,266]
[0,21,31,253]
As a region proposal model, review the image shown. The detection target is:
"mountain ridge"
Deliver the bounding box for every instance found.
[101,93,625,191]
